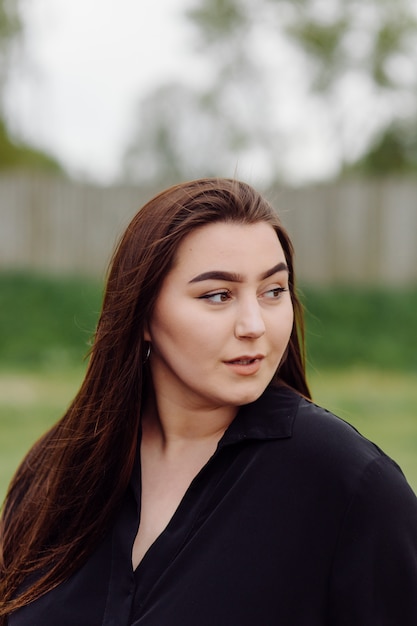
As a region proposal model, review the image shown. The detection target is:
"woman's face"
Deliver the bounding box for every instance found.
[145,221,294,412]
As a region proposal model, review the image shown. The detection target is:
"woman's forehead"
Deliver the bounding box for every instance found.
[172,221,286,277]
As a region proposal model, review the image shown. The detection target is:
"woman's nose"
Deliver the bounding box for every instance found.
[234,299,266,339]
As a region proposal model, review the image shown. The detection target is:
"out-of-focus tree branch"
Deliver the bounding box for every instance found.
[123,0,417,185]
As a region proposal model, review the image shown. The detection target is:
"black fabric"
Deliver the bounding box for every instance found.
[9,385,417,625]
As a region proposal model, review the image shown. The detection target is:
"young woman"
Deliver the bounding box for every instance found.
[1,178,416,625]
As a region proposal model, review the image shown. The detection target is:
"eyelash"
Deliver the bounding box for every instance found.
[198,287,288,304]
[198,290,232,303]
[264,287,288,299]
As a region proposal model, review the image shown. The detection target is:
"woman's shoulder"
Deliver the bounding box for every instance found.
[261,385,411,494]
[254,386,417,534]
[294,394,385,458]
[288,390,414,496]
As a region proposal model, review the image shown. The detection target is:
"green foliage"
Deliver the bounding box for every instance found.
[0,272,102,370]
[187,0,247,43]
[0,0,21,123]
[0,0,19,36]
[286,15,349,90]
[303,285,417,372]
[159,0,417,180]
[346,122,417,175]
[371,7,417,87]
[0,0,21,71]
[123,82,253,185]
[0,118,63,172]
[0,2,65,174]
[124,0,417,184]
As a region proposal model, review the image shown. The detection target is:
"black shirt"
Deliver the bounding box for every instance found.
[10,385,417,625]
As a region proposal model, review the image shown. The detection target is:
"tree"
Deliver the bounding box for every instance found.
[347,122,417,176]
[187,0,417,176]
[124,0,417,185]
[123,79,278,186]
[0,0,63,173]
[0,0,22,101]
[0,117,63,173]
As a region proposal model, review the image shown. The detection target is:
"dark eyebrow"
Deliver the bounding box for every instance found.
[189,262,289,284]
[259,262,289,280]
[189,270,243,284]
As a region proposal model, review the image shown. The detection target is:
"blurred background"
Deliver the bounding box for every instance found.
[1,0,416,498]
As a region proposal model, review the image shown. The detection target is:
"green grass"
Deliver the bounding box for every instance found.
[311,368,417,493]
[1,368,416,503]
[303,285,417,371]
[0,272,102,370]
[0,367,86,502]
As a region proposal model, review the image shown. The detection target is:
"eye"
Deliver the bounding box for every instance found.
[198,290,232,304]
[263,287,288,299]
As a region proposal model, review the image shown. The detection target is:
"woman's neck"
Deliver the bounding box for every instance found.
[141,392,237,452]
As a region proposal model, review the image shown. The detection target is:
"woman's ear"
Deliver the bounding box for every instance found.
[143,321,151,342]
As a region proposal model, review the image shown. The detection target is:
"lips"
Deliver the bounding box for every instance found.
[226,355,264,365]
[224,355,264,376]
[230,359,256,365]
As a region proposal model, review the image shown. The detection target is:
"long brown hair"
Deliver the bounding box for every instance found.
[0,178,310,620]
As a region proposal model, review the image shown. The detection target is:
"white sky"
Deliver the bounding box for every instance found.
[6,0,195,182]
[6,0,410,185]
[7,0,341,186]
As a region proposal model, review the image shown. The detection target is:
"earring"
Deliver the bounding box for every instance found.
[143,344,151,363]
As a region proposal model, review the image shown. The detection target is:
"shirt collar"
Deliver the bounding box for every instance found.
[130,385,301,498]
[218,384,301,448]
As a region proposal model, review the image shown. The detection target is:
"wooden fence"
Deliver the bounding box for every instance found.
[1,173,416,285]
